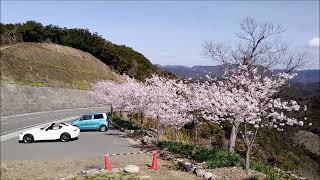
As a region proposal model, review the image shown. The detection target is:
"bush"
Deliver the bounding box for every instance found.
[251,161,281,180]
[157,141,283,179]
[109,113,140,130]
[157,141,194,156]
[157,141,243,168]
[205,150,244,168]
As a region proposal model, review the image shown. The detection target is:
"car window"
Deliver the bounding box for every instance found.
[94,114,103,119]
[46,123,61,130]
[82,115,92,120]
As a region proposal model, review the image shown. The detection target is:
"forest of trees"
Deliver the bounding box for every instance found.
[0,21,171,80]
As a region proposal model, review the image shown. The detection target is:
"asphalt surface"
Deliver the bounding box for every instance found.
[0,107,140,160]
[0,107,109,135]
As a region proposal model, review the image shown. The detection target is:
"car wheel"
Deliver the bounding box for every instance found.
[23,134,34,143]
[60,133,71,142]
[100,125,107,132]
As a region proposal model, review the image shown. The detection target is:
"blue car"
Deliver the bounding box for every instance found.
[72,113,109,132]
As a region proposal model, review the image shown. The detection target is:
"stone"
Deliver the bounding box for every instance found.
[177,160,185,171]
[204,172,213,180]
[145,129,157,138]
[124,165,139,174]
[141,136,154,145]
[183,162,196,172]
[126,130,135,134]
[194,168,206,177]
[81,169,99,176]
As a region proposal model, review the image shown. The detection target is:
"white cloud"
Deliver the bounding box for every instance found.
[308,37,320,48]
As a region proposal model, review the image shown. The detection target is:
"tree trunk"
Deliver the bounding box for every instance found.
[229,123,239,153]
[119,110,123,118]
[174,126,178,142]
[140,112,144,130]
[110,105,113,115]
[193,116,198,144]
[245,146,252,171]
[229,123,239,152]
[156,116,160,141]
[129,113,132,123]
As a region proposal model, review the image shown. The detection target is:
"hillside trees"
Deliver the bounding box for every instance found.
[202,17,311,152]
[0,21,169,80]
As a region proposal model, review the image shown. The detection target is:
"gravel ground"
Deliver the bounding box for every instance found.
[0,153,202,180]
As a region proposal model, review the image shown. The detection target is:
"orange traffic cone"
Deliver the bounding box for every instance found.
[149,150,159,170]
[104,154,112,171]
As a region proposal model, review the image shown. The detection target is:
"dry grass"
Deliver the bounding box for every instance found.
[0,42,120,89]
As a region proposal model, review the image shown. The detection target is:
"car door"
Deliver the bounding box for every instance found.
[93,114,104,129]
[45,124,62,140]
[80,114,93,129]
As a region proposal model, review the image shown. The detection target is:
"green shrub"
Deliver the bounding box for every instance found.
[157,141,284,179]
[206,150,244,168]
[251,161,280,180]
[157,141,194,156]
[109,113,140,130]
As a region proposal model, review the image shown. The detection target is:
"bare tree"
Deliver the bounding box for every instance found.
[202,17,311,153]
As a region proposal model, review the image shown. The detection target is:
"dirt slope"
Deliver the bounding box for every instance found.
[0,42,120,89]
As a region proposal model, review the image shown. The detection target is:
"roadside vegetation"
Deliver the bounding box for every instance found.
[109,112,291,180]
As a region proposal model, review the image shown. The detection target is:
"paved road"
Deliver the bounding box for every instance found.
[1,128,139,160]
[0,108,139,160]
[0,107,109,135]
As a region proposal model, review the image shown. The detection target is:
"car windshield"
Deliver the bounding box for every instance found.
[40,123,52,130]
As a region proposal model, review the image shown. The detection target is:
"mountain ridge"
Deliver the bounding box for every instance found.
[158,64,320,83]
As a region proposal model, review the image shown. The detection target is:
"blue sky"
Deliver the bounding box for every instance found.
[1,1,319,69]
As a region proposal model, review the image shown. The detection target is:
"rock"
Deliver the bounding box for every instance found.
[124,165,139,174]
[177,160,185,170]
[195,168,206,177]
[184,162,196,172]
[145,129,157,138]
[204,172,213,180]
[177,161,196,172]
[126,130,135,134]
[81,169,99,176]
[141,136,154,145]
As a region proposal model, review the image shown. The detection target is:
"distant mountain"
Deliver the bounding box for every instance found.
[158,65,320,83]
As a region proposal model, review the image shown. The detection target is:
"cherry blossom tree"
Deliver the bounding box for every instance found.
[208,65,305,170]
[144,75,192,139]
[202,17,311,152]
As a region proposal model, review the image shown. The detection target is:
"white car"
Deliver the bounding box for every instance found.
[19,122,80,143]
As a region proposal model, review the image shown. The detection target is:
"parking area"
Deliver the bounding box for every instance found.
[1,128,139,160]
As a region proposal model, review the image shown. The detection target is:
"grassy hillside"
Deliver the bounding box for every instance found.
[0,21,173,81]
[0,42,120,89]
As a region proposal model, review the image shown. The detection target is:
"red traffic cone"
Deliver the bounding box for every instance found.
[149,150,159,170]
[104,154,112,171]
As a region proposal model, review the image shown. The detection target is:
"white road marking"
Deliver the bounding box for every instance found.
[0,106,108,121]
[0,116,79,142]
